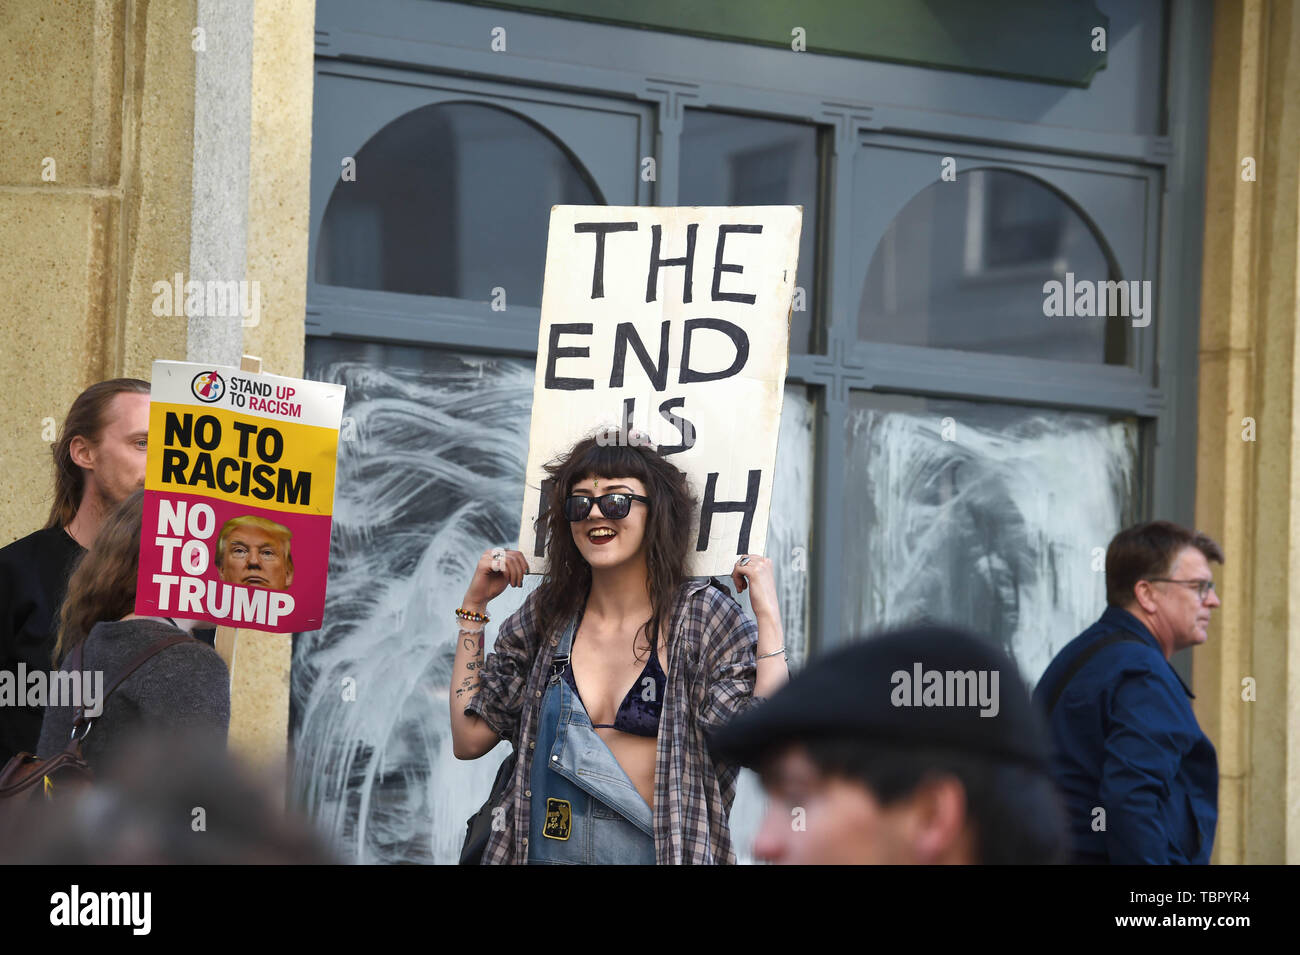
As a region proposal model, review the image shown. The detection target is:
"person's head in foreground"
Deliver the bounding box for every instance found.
[712,625,1067,864]
[0,730,336,864]
[216,515,294,590]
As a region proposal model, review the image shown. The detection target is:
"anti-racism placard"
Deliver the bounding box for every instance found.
[519,205,802,576]
[135,361,345,632]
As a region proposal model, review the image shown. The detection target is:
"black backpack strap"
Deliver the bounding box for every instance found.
[1045,632,1148,714]
[71,634,197,732]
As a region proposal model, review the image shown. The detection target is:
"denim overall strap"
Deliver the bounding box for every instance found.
[527,612,656,864]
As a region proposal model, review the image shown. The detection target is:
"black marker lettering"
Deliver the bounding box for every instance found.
[712,224,762,304]
[574,221,637,299]
[610,321,671,391]
[697,469,761,555]
[680,318,750,383]
[544,324,595,391]
[657,398,697,455]
[646,223,697,304]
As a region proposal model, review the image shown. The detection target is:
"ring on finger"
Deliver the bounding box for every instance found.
[738,556,750,566]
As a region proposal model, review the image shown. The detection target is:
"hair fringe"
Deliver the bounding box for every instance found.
[533,431,697,660]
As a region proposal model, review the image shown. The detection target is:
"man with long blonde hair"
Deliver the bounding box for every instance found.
[0,378,150,763]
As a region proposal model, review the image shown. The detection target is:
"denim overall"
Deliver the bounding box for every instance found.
[527,612,657,864]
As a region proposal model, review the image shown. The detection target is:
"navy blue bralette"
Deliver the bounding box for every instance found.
[562,628,666,738]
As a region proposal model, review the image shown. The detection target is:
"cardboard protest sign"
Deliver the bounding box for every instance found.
[135,361,345,632]
[519,205,802,576]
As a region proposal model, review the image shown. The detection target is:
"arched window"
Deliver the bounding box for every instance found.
[860,169,1128,365]
[316,102,602,307]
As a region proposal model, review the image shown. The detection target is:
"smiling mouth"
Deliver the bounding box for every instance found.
[587,527,617,545]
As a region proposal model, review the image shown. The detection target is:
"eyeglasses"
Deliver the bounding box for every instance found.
[563,493,649,522]
[1145,578,1216,600]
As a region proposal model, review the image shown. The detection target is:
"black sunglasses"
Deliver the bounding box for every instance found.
[563,492,650,522]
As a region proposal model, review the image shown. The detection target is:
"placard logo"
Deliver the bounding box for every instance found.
[191,371,225,403]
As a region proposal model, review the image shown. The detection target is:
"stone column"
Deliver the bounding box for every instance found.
[1196,0,1300,864]
[190,0,316,776]
[0,0,315,783]
[0,0,194,533]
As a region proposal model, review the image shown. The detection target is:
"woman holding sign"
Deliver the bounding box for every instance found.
[449,429,789,864]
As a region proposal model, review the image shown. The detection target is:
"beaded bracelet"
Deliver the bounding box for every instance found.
[455,607,490,623]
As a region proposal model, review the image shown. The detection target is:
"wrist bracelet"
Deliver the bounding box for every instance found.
[456,607,490,623]
[757,646,786,661]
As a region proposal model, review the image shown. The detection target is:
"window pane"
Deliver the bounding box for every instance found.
[725,382,813,863]
[766,384,814,668]
[680,109,819,353]
[316,102,602,305]
[859,169,1129,365]
[841,392,1139,684]
[295,337,811,863]
[295,338,536,864]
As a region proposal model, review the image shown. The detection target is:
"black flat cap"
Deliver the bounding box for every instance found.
[712,625,1051,773]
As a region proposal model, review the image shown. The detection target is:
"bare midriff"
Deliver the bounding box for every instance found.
[597,730,658,810]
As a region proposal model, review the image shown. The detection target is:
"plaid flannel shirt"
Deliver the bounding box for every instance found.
[463,576,761,864]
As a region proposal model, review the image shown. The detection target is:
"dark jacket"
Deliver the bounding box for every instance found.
[37,619,230,771]
[0,527,85,762]
[1033,606,1217,864]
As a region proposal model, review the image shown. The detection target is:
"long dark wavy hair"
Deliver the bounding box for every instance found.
[54,489,145,665]
[533,432,696,661]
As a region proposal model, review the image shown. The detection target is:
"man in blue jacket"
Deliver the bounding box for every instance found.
[1034,521,1222,864]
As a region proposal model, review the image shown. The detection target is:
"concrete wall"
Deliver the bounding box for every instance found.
[0,0,315,773]
[1197,0,1300,864]
[0,0,195,537]
[227,0,316,769]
